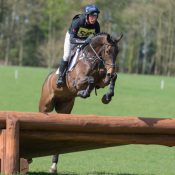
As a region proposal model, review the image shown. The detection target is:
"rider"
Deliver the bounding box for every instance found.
[56,4,100,87]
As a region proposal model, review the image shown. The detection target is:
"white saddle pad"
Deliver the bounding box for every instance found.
[56,49,83,75]
[68,49,80,71]
[56,68,59,75]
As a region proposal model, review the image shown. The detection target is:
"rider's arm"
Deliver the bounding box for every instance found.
[70,34,87,44]
[69,18,87,44]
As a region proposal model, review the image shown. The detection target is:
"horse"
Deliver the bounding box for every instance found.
[39,32,123,173]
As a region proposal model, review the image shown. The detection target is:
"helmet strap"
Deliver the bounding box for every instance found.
[86,15,90,24]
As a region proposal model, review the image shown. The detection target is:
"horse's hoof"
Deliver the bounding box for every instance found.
[101,94,111,104]
[49,167,57,173]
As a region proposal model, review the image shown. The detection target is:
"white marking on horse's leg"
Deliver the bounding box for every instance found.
[49,163,57,173]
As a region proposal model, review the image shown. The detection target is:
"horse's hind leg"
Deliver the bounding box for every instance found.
[49,98,75,173]
[49,155,59,173]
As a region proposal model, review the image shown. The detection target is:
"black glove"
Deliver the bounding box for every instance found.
[85,37,91,44]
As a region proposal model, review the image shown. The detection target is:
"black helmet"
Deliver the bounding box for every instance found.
[84,4,100,16]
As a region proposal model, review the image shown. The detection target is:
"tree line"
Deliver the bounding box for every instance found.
[0,0,174,76]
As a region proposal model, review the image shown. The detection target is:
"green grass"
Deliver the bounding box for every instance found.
[73,73,175,118]
[0,66,175,175]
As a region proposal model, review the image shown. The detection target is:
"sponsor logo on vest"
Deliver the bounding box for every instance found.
[77,27,95,37]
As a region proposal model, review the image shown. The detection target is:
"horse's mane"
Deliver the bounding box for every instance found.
[92,32,116,43]
[93,32,110,37]
[92,32,109,38]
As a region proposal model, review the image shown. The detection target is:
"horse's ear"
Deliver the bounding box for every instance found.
[116,33,123,42]
[107,34,111,43]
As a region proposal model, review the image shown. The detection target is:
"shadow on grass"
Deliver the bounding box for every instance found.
[27,172,154,175]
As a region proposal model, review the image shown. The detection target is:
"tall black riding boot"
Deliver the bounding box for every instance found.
[56,60,68,88]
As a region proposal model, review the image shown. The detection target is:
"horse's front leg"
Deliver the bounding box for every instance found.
[77,76,94,98]
[102,73,117,104]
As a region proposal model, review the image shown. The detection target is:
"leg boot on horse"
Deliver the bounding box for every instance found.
[56,59,68,88]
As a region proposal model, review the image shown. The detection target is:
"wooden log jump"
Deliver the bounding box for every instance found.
[1,111,175,174]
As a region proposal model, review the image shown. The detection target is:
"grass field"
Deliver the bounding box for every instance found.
[0,66,175,175]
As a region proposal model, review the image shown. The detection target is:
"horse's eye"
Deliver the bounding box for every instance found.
[106,50,110,54]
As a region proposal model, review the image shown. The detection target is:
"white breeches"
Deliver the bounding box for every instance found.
[63,32,72,61]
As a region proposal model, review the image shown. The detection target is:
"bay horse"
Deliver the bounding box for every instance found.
[39,32,123,173]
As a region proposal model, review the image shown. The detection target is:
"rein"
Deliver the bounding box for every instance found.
[89,43,103,62]
[88,43,116,69]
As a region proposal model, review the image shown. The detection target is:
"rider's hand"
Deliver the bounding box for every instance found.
[85,37,91,44]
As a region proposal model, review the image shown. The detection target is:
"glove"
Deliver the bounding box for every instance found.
[85,37,91,44]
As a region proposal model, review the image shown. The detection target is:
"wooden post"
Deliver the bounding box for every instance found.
[5,116,20,175]
[0,129,6,173]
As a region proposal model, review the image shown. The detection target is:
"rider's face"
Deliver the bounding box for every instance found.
[88,15,98,24]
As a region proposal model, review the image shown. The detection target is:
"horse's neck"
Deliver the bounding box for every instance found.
[66,41,107,93]
[67,36,106,75]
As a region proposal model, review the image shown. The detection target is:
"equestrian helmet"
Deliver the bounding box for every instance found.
[84,4,100,16]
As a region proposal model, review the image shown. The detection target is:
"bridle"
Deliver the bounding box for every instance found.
[87,42,117,69]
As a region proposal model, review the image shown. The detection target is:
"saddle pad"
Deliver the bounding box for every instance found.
[55,49,83,75]
[68,49,80,71]
[56,68,59,75]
